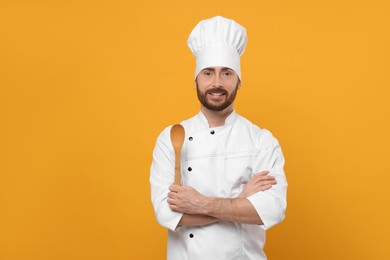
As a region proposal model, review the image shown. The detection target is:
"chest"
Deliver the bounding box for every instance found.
[181,126,259,198]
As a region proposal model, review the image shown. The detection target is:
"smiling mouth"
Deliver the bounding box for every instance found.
[205,88,228,101]
[206,88,227,95]
[208,92,226,99]
[209,92,225,96]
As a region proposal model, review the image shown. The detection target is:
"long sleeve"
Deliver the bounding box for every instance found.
[246,129,288,230]
[150,126,183,231]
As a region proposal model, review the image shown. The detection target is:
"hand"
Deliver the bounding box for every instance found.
[167,185,207,214]
[238,171,277,198]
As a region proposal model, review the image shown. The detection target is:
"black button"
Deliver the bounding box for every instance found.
[188,167,192,171]
[210,130,215,135]
[189,233,194,238]
[189,137,193,141]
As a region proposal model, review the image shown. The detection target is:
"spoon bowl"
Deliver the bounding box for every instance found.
[170,124,185,185]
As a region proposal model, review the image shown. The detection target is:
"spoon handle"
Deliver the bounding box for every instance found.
[174,149,181,185]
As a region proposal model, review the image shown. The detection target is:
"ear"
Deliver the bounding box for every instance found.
[194,80,197,89]
[237,80,242,90]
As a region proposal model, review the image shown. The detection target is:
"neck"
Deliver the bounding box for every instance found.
[201,105,234,127]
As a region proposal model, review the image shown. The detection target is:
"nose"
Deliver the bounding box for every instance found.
[212,74,224,88]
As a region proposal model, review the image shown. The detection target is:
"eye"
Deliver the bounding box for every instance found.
[223,71,232,77]
[203,71,212,76]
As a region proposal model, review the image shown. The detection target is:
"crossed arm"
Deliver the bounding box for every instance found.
[167,171,277,227]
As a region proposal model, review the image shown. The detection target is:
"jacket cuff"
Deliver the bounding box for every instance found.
[156,200,184,231]
[246,192,285,230]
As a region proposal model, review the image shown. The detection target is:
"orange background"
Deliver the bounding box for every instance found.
[1,0,389,259]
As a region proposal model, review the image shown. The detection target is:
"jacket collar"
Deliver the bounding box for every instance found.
[197,110,237,128]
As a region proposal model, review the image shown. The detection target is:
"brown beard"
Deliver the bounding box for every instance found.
[196,82,239,112]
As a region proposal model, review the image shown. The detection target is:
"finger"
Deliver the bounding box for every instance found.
[258,178,277,185]
[169,204,177,211]
[253,174,274,180]
[168,192,177,199]
[169,184,180,192]
[257,175,276,181]
[258,180,277,186]
[171,206,182,213]
[252,175,275,183]
[255,170,270,176]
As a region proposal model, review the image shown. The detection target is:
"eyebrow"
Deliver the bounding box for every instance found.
[202,67,233,72]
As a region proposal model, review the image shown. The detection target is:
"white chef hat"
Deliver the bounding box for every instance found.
[187,16,247,79]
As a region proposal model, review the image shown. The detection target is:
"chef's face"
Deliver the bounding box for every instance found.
[195,67,241,112]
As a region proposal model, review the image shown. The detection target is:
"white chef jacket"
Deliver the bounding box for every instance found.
[150,111,287,260]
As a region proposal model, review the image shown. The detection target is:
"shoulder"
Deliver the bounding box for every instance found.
[155,113,199,142]
[179,113,199,127]
[235,113,280,150]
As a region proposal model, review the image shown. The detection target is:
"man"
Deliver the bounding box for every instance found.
[150,16,287,259]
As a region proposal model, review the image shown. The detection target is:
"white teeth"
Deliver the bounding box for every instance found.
[210,93,223,96]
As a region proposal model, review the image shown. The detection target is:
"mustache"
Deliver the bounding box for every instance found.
[205,88,228,95]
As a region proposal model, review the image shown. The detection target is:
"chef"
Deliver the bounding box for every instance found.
[150,16,287,260]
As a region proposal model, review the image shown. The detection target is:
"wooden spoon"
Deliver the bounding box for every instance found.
[170,124,185,185]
